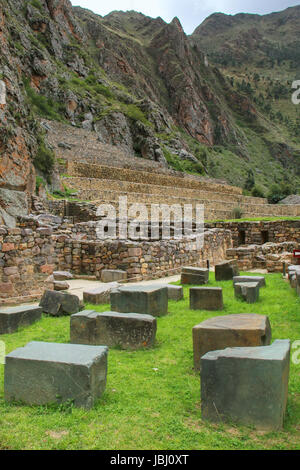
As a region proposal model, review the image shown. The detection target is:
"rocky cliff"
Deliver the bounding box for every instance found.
[0,1,299,226]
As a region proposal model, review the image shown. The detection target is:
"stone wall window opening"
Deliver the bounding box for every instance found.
[238,229,246,245]
[261,230,269,244]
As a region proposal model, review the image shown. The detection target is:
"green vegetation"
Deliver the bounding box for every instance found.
[33,135,55,181]
[0,273,299,449]
[24,79,66,122]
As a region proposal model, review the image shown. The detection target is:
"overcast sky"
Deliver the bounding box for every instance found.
[70,0,300,34]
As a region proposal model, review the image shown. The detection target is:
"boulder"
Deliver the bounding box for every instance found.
[4,341,108,409]
[71,310,157,349]
[201,340,291,430]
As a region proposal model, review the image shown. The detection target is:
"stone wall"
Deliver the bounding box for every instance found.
[206,220,300,247]
[226,242,297,272]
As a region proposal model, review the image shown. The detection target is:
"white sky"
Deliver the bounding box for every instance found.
[70,0,300,34]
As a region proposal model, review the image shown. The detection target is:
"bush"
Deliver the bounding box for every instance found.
[267,183,293,204]
[251,185,265,198]
[34,137,55,181]
[232,207,243,219]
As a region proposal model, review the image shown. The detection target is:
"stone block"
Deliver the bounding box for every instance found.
[0,305,42,334]
[39,290,81,316]
[71,310,157,349]
[234,282,260,303]
[53,271,73,281]
[83,282,119,305]
[110,285,168,317]
[54,281,70,291]
[4,341,108,409]
[215,260,239,281]
[201,340,291,430]
[150,284,183,301]
[190,287,223,311]
[101,269,127,283]
[181,267,209,285]
[193,313,271,371]
[233,275,266,288]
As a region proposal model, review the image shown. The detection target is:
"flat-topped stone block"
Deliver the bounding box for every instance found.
[83,282,119,305]
[110,285,168,317]
[54,281,70,291]
[39,290,81,316]
[101,269,127,283]
[150,284,183,301]
[190,287,223,311]
[234,282,260,303]
[4,341,108,409]
[201,339,290,430]
[215,260,239,281]
[193,313,271,371]
[53,271,73,281]
[0,305,42,335]
[233,275,266,288]
[71,310,157,349]
[181,267,209,285]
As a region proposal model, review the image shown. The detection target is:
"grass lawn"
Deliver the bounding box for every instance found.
[0,272,299,450]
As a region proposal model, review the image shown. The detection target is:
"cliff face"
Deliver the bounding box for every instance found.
[0,1,299,226]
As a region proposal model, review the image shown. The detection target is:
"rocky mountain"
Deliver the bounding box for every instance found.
[0,1,299,224]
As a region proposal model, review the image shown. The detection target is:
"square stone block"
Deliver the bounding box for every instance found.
[234,282,260,303]
[83,282,119,305]
[101,270,127,283]
[39,290,81,316]
[233,276,266,288]
[110,285,168,317]
[215,260,239,281]
[166,285,184,301]
[181,267,209,285]
[190,287,223,311]
[193,313,271,371]
[0,305,42,335]
[71,310,157,349]
[4,341,108,409]
[201,339,290,430]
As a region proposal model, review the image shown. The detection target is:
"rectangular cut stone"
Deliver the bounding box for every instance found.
[39,290,81,316]
[83,282,119,305]
[4,342,108,409]
[101,270,127,283]
[110,285,168,317]
[233,275,266,288]
[193,313,271,371]
[201,340,290,430]
[234,282,260,303]
[215,260,239,281]
[71,310,157,349]
[149,284,183,301]
[0,305,42,334]
[181,267,209,285]
[190,287,223,311]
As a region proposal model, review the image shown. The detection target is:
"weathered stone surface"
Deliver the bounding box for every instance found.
[0,305,42,334]
[150,284,184,301]
[201,339,291,430]
[234,282,260,303]
[53,280,70,291]
[39,290,81,316]
[215,260,239,281]
[71,310,157,349]
[193,313,271,371]
[190,287,223,311]
[4,341,108,409]
[53,271,73,281]
[110,285,168,317]
[83,282,119,305]
[181,267,209,285]
[101,269,127,283]
[233,275,266,287]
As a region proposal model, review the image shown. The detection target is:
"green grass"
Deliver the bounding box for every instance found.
[0,273,299,450]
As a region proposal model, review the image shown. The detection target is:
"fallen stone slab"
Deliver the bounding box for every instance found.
[71,310,157,349]
[110,285,168,317]
[83,282,119,305]
[0,305,42,335]
[233,276,266,288]
[190,287,223,311]
[181,267,209,285]
[192,313,271,371]
[53,271,73,281]
[4,341,108,409]
[201,339,290,430]
[54,281,70,291]
[215,260,239,281]
[39,290,81,316]
[101,269,127,283]
[234,282,260,303]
